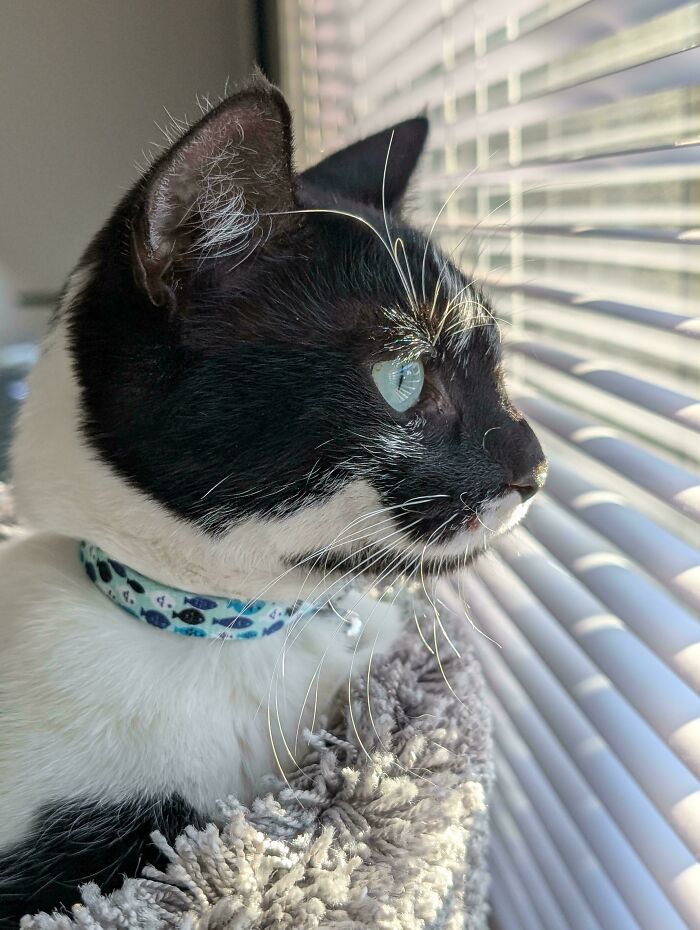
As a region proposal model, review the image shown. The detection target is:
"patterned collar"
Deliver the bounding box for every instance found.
[79,540,319,641]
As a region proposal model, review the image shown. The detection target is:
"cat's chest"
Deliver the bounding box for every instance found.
[23,609,388,812]
[0,534,404,845]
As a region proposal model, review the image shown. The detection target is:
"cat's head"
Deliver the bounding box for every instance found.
[12,74,545,599]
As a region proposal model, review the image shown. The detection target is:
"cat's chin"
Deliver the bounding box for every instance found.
[430,490,533,556]
[288,490,533,590]
[296,543,485,583]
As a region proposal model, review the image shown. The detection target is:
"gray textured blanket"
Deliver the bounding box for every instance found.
[3,491,493,930]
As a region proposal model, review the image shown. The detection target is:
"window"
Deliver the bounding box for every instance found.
[278,2,700,927]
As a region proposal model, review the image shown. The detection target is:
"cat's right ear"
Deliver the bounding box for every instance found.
[133,73,295,308]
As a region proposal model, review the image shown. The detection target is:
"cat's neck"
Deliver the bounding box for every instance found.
[79,521,343,605]
[11,322,364,606]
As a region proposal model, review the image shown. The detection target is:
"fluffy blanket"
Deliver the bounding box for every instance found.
[2,488,493,930]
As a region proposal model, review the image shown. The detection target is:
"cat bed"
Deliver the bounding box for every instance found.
[3,484,493,930]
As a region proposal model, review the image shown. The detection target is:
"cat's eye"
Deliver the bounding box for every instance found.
[371,358,425,412]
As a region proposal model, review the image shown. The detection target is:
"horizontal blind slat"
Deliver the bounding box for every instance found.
[436,46,700,145]
[359,13,700,128]
[491,794,572,930]
[524,416,700,547]
[449,0,695,90]
[514,337,700,413]
[492,529,700,787]
[490,832,546,930]
[492,745,609,930]
[511,341,700,431]
[516,393,700,521]
[524,495,700,689]
[428,220,700,245]
[517,371,700,474]
[469,551,700,842]
[417,141,700,184]
[489,695,643,930]
[449,571,700,906]
[487,280,700,338]
[489,874,528,930]
[360,3,443,76]
[482,233,699,276]
[442,578,693,930]
[285,5,700,926]
[538,457,700,611]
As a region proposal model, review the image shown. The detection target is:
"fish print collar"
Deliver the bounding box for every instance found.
[79,540,318,641]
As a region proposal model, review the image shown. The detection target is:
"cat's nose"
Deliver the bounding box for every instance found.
[508,466,546,502]
[500,417,547,500]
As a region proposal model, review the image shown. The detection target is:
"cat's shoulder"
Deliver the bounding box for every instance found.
[0,531,92,652]
[0,528,78,576]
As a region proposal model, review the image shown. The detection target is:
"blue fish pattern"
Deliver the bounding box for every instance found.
[227,599,265,614]
[263,620,284,636]
[213,616,253,630]
[171,607,205,625]
[97,560,112,584]
[184,596,218,611]
[140,608,170,629]
[79,540,317,641]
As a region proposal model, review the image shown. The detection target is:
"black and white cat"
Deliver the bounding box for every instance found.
[0,74,545,920]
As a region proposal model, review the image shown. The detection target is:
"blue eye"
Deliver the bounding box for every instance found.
[371,358,425,412]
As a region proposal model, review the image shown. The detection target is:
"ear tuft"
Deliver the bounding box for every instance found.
[299,117,428,212]
[133,72,295,307]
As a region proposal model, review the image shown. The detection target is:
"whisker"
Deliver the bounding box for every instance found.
[381,130,418,313]
[420,164,480,303]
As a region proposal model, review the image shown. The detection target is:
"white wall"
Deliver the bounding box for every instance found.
[0,0,255,299]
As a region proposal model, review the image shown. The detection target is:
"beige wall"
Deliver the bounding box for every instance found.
[0,0,255,298]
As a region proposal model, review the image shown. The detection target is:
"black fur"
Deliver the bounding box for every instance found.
[69,74,544,552]
[300,117,429,209]
[0,795,204,925]
[2,73,546,914]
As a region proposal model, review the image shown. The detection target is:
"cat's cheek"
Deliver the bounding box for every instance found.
[265,478,383,557]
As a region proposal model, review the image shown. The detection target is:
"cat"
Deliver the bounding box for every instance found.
[0,73,545,921]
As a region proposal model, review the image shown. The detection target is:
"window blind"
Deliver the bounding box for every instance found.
[278,2,700,928]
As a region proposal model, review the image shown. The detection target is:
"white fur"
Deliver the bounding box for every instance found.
[0,308,406,854]
[0,531,402,850]
[1,280,527,858]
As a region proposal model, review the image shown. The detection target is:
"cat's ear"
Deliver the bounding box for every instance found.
[299,117,428,211]
[133,72,294,307]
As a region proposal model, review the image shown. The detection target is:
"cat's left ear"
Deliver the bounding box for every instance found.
[299,117,428,211]
[133,72,295,307]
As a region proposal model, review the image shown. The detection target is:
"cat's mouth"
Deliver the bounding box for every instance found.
[398,488,533,551]
[288,489,532,581]
[290,543,486,580]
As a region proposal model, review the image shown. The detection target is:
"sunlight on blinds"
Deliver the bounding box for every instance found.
[279,2,700,928]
